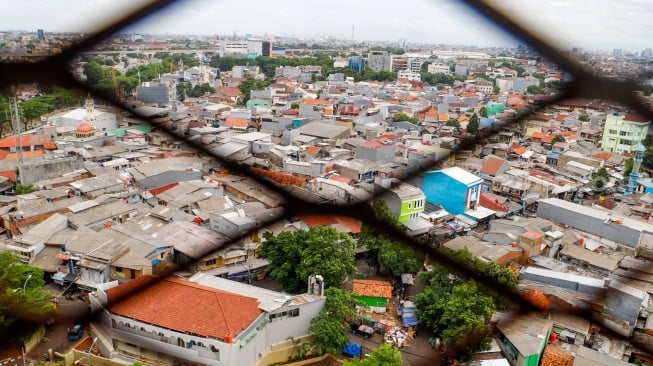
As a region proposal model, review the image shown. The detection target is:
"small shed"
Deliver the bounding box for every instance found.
[352,279,393,313]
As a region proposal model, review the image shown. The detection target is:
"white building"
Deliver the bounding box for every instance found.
[89,274,325,366]
[51,95,118,133]
[397,69,421,82]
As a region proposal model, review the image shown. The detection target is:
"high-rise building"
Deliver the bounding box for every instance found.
[262,41,271,57]
[348,56,365,73]
[37,29,44,40]
[613,48,623,58]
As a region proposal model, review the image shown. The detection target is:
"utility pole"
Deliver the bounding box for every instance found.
[10,97,24,185]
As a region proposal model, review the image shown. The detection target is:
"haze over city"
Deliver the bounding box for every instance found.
[1,0,652,51]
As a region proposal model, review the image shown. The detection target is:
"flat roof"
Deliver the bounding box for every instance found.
[540,198,653,233]
[439,166,483,186]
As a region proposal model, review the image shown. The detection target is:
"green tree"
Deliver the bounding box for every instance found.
[0,251,57,331]
[467,113,480,136]
[307,312,349,356]
[445,119,460,129]
[551,135,566,144]
[624,157,634,176]
[342,344,404,366]
[479,106,488,117]
[290,102,300,109]
[578,114,589,122]
[322,287,360,324]
[526,85,544,94]
[260,226,356,293]
[391,112,420,124]
[414,248,517,361]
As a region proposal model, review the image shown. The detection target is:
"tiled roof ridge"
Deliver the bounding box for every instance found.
[212,287,234,338]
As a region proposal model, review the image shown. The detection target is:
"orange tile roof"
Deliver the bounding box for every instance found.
[593,152,612,160]
[479,192,508,212]
[458,115,470,122]
[541,135,555,143]
[107,276,261,341]
[334,216,361,234]
[481,156,506,176]
[329,175,352,185]
[540,345,574,366]
[0,134,51,148]
[149,182,180,196]
[0,150,8,160]
[0,170,16,183]
[425,108,438,116]
[439,114,449,122]
[531,132,545,139]
[43,141,57,150]
[303,98,332,106]
[514,147,527,155]
[304,146,321,155]
[299,214,361,234]
[322,108,333,115]
[6,150,45,159]
[353,279,393,299]
[224,116,248,128]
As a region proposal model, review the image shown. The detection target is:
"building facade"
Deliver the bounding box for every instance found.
[601,112,650,153]
[422,167,483,215]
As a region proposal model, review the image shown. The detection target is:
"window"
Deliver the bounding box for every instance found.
[408,202,412,209]
[205,258,217,266]
[619,131,627,136]
[269,308,300,321]
[608,129,618,134]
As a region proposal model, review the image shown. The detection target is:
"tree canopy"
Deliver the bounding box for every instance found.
[467,113,480,136]
[0,251,57,333]
[391,112,420,124]
[414,248,517,361]
[260,226,356,293]
[358,200,424,277]
[479,106,488,117]
[551,134,566,144]
[308,287,361,356]
[342,344,404,366]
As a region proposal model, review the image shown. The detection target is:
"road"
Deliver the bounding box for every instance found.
[26,284,91,363]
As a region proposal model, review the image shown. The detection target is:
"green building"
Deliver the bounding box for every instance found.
[600,112,650,154]
[496,313,553,366]
[379,182,426,223]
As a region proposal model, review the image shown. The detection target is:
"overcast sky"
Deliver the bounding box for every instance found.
[1,0,651,51]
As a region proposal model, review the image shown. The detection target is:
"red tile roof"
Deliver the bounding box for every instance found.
[149,182,180,196]
[479,192,508,212]
[625,112,649,123]
[107,276,261,341]
[352,279,393,299]
[329,175,352,185]
[480,156,506,176]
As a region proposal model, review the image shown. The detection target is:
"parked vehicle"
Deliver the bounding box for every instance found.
[350,320,374,339]
[67,324,83,341]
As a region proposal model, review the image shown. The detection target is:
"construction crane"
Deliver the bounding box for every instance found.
[111,67,121,99]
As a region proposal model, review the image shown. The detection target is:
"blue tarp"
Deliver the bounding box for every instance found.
[343,341,362,357]
[402,314,418,327]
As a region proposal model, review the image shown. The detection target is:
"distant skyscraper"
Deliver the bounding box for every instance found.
[613,48,623,58]
[37,29,44,40]
[642,48,653,59]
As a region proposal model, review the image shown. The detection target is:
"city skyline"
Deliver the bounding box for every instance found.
[1,0,652,52]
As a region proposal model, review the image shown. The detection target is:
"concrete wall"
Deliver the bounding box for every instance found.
[355,144,396,164]
[19,156,85,186]
[537,199,642,248]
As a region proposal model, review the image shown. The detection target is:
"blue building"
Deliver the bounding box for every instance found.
[348,57,366,73]
[422,167,484,215]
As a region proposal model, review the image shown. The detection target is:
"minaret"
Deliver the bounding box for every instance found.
[85,94,96,129]
[626,144,645,195]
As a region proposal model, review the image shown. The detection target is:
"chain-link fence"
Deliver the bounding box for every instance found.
[3,0,653,363]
